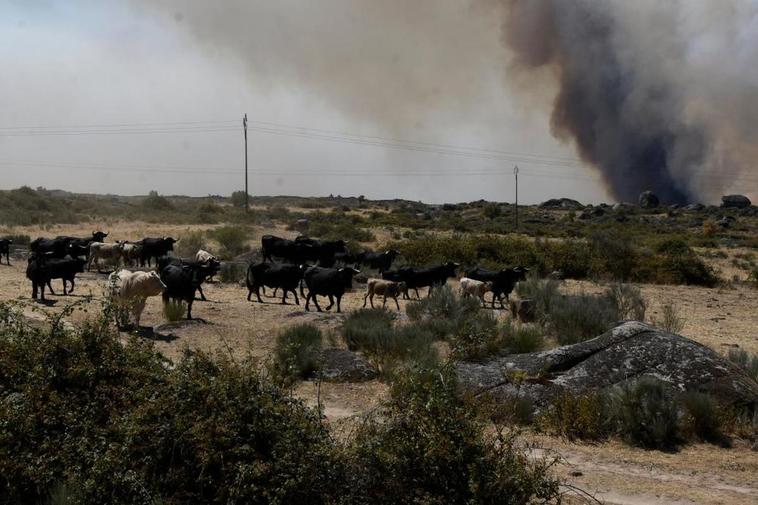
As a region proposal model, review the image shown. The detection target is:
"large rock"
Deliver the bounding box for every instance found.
[638,190,660,208]
[539,198,584,210]
[457,322,758,410]
[721,194,751,209]
[318,348,378,382]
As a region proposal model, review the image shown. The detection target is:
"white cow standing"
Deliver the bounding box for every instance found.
[107,269,166,328]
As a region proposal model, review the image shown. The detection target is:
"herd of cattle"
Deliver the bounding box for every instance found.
[2,231,528,328]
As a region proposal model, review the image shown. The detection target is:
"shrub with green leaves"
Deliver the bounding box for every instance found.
[162,299,186,322]
[650,303,686,334]
[548,292,619,345]
[500,321,545,354]
[175,229,207,258]
[610,378,681,450]
[344,366,560,504]
[341,309,437,374]
[271,324,323,385]
[538,391,614,441]
[606,283,647,321]
[727,348,758,382]
[219,262,246,284]
[209,225,249,258]
[681,392,726,445]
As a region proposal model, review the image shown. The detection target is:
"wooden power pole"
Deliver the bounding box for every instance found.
[243,113,249,211]
[514,165,519,230]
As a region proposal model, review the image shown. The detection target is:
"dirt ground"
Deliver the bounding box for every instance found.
[2,221,757,505]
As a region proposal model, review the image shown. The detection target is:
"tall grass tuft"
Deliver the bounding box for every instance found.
[271,324,323,385]
[162,299,186,322]
[727,348,758,382]
[610,378,681,450]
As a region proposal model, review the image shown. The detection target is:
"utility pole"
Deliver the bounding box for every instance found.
[514,165,519,230]
[243,113,249,211]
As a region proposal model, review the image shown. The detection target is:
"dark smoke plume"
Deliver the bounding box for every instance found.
[502,0,708,203]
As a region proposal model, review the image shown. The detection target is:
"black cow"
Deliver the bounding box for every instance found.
[44,256,87,295]
[55,231,108,259]
[246,262,305,305]
[138,237,178,267]
[261,235,347,267]
[358,249,400,273]
[159,261,217,320]
[29,237,69,258]
[303,266,360,313]
[0,239,12,265]
[383,262,459,299]
[157,256,220,301]
[26,254,86,300]
[465,266,528,308]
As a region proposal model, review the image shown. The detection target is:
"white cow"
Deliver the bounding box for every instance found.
[88,242,122,272]
[459,277,492,307]
[107,269,166,328]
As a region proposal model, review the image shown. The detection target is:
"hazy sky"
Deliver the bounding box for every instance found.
[1,1,614,204]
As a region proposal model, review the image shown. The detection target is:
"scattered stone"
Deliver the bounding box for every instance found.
[539,198,584,210]
[638,190,660,208]
[721,194,751,209]
[569,470,584,477]
[456,322,758,410]
[294,218,309,231]
[684,203,705,212]
[318,348,378,382]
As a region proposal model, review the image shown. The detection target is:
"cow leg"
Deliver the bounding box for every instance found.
[69,277,75,294]
[362,292,369,308]
[272,287,279,298]
[197,285,207,301]
[46,280,56,296]
[255,285,264,303]
[62,279,68,296]
[247,285,253,301]
[31,281,38,300]
[500,294,508,309]
[305,293,311,311]
[382,295,387,308]
[393,295,400,311]
[133,299,146,328]
[299,280,305,298]
[291,289,300,305]
[336,295,342,313]
[186,299,194,320]
[281,289,289,305]
[325,295,334,311]
[312,295,323,312]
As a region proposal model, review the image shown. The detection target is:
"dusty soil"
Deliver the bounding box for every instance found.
[2,220,757,505]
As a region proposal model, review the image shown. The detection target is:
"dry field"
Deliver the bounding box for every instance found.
[2,220,757,505]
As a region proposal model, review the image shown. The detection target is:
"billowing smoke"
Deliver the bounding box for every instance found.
[131,1,758,203]
[500,0,758,203]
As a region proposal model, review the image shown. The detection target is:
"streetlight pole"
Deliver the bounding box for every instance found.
[243,113,249,211]
[514,165,519,230]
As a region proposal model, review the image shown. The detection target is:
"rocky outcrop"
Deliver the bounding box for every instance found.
[638,190,660,208]
[457,322,758,409]
[721,194,751,209]
[318,348,378,382]
[539,198,584,210]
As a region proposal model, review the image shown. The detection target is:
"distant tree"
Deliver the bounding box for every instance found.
[483,203,501,219]
[142,190,173,210]
[230,191,250,208]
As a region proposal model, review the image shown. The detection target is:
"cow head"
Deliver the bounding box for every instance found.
[385,249,400,259]
[145,271,167,295]
[92,231,108,242]
[164,237,178,250]
[444,261,460,277]
[512,266,529,281]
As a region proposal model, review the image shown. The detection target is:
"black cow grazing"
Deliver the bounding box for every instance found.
[43,256,87,295]
[358,249,400,273]
[261,235,347,267]
[26,254,51,301]
[465,266,528,308]
[138,237,178,267]
[384,262,459,299]
[55,231,108,259]
[157,256,220,301]
[246,262,305,305]
[0,239,12,265]
[29,237,69,258]
[303,266,360,313]
[159,261,217,320]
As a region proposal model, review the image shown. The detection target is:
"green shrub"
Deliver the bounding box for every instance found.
[209,225,249,258]
[162,299,186,322]
[0,305,343,504]
[538,391,613,441]
[610,378,681,450]
[341,309,437,374]
[727,349,758,382]
[219,262,246,284]
[681,392,726,444]
[650,303,686,334]
[606,283,647,321]
[548,292,619,345]
[230,190,249,208]
[141,190,173,210]
[271,324,323,385]
[175,229,207,258]
[344,366,560,504]
[449,310,499,361]
[500,321,544,354]
[589,230,639,281]
[515,276,560,323]
[406,285,480,337]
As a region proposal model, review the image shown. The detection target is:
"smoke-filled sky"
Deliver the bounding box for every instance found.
[1,1,756,204]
